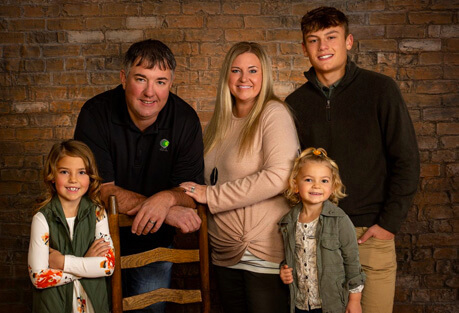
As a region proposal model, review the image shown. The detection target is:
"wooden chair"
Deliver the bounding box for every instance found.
[107,195,210,313]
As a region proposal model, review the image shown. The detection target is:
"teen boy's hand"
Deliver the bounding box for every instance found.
[280,264,294,284]
[358,224,394,244]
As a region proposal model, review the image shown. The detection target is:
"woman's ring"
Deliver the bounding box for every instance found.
[190,186,196,193]
[149,220,155,225]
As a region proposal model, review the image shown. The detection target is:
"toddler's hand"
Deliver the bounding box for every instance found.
[345,293,362,313]
[345,298,362,313]
[85,238,110,257]
[280,264,293,284]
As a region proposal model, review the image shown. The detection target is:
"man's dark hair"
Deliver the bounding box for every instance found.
[301,7,349,41]
[123,39,176,74]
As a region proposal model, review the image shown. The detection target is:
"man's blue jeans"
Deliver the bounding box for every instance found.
[122,260,173,313]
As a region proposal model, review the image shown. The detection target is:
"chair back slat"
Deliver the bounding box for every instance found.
[121,247,199,269]
[123,288,202,311]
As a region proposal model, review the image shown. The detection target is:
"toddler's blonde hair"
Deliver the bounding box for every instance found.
[285,147,346,206]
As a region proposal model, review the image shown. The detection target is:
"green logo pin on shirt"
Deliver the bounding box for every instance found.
[160,139,170,151]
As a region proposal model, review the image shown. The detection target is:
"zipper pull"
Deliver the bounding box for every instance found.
[326,99,331,121]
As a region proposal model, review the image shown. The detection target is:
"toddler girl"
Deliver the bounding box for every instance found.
[279,147,365,313]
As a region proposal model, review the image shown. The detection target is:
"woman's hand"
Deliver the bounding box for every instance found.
[84,238,111,257]
[179,182,207,204]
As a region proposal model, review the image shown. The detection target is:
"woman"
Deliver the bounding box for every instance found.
[181,42,298,313]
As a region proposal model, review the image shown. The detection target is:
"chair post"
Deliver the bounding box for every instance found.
[108,195,123,313]
[197,204,210,313]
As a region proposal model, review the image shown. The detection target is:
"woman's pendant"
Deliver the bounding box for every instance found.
[210,167,218,186]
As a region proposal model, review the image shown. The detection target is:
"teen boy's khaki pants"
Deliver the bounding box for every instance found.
[355,227,397,313]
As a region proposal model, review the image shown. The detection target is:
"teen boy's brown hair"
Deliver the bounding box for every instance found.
[300,6,349,41]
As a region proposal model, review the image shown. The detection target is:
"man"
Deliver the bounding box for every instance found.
[74,39,204,312]
[286,7,420,313]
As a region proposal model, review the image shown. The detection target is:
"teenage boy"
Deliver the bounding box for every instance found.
[286,7,420,313]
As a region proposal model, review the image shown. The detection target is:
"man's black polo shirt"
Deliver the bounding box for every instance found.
[75,85,204,255]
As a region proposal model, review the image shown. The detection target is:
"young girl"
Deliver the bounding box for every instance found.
[279,148,365,313]
[28,140,115,313]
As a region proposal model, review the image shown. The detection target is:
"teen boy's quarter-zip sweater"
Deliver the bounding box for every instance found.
[286,59,420,234]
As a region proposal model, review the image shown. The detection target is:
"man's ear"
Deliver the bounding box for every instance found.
[169,73,174,90]
[346,34,354,51]
[120,70,127,89]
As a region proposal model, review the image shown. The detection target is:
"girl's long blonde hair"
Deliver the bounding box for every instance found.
[37,140,102,211]
[285,147,347,206]
[204,41,283,156]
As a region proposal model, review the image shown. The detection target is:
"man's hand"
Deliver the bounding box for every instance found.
[358,224,394,244]
[49,247,65,270]
[100,182,146,214]
[165,206,202,233]
[280,264,293,285]
[101,182,198,235]
[127,190,174,235]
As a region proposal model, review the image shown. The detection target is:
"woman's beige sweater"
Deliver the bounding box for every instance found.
[205,101,299,266]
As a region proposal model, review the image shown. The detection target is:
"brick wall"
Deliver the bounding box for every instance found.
[0,1,457,312]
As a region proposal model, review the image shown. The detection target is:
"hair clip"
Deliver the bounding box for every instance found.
[313,149,322,156]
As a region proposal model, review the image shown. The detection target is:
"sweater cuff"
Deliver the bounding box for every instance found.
[205,186,214,214]
[350,285,364,293]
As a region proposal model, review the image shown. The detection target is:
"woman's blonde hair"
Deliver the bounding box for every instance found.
[285,147,347,206]
[204,41,283,156]
[37,140,102,210]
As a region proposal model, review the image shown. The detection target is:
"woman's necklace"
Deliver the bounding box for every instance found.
[210,133,233,186]
[210,114,245,186]
[210,167,218,186]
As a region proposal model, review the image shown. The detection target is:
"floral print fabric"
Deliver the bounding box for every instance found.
[295,218,322,310]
